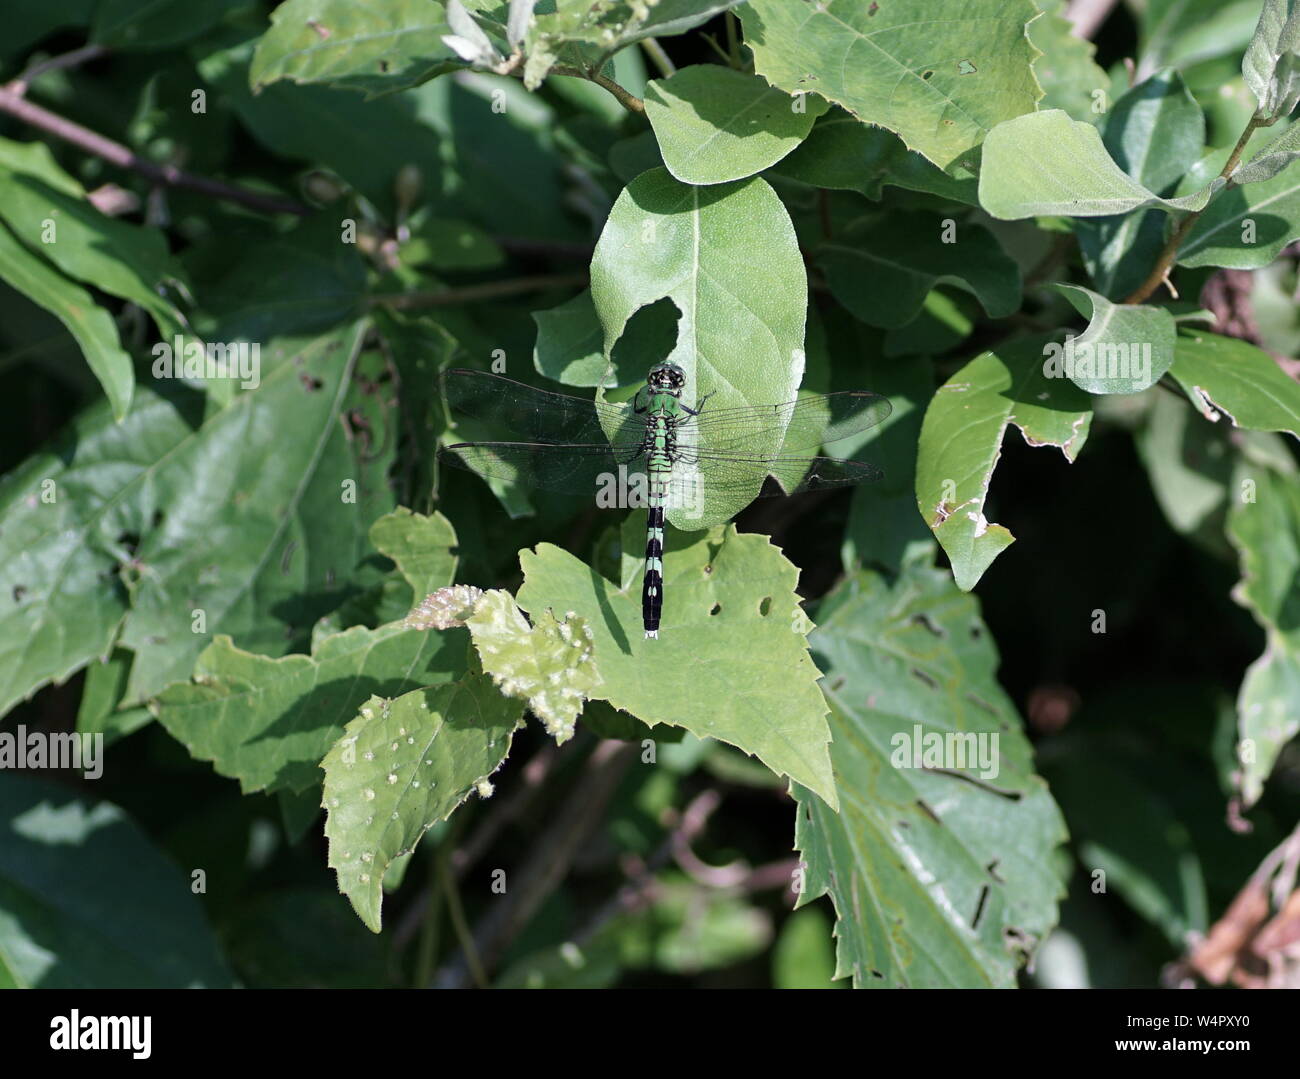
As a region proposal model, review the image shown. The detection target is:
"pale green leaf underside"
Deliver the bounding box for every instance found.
[980,110,1223,219]
[1054,284,1175,394]
[323,679,520,932]
[915,336,1093,590]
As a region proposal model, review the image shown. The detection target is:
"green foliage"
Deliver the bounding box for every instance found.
[2,0,1298,992]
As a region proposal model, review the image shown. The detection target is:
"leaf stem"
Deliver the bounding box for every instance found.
[639,38,676,79]
[551,64,644,113]
[437,834,488,989]
[1124,117,1265,305]
[413,845,446,987]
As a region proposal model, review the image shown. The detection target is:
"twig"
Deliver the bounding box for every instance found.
[1124,117,1265,305]
[8,43,109,96]
[437,836,488,988]
[374,273,587,310]
[550,64,644,114]
[0,85,308,216]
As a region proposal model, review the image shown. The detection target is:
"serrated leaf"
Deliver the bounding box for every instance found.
[590,168,806,528]
[465,590,600,743]
[1074,70,1206,298]
[1227,464,1300,806]
[0,773,233,987]
[795,563,1068,988]
[0,221,132,421]
[515,522,839,809]
[251,0,456,98]
[771,109,978,205]
[1170,333,1300,440]
[741,0,1041,171]
[816,212,1021,329]
[368,507,459,604]
[323,679,520,932]
[916,335,1093,590]
[1053,284,1175,394]
[644,65,825,185]
[1027,0,1109,121]
[153,621,467,794]
[980,110,1223,219]
[0,322,392,718]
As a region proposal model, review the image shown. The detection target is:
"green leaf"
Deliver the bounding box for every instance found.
[323,679,520,931]
[532,288,678,389]
[1176,157,1300,269]
[796,563,1068,988]
[980,110,1223,219]
[1027,0,1109,122]
[152,508,458,794]
[1227,464,1300,806]
[0,322,391,718]
[367,507,459,604]
[916,335,1093,590]
[0,773,232,987]
[0,221,133,421]
[1233,121,1300,184]
[519,0,744,89]
[153,622,468,794]
[590,169,806,528]
[1053,284,1175,394]
[772,906,842,989]
[770,109,979,205]
[400,216,503,271]
[741,0,1041,171]
[515,522,839,809]
[643,65,826,185]
[464,590,600,743]
[91,0,245,49]
[251,0,456,97]
[1170,333,1300,440]
[1137,0,1263,78]
[1242,0,1300,118]
[816,212,1021,329]
[1074,70,1206,298]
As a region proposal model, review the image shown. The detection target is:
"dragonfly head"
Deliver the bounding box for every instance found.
[647,362,686,396]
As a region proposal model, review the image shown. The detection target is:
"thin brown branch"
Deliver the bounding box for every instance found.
[550,64,644,114]
[8,43,110,96]
[0,85,308,216]
[1124,117,1265,305]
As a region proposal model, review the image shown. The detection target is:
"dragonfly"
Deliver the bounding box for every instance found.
[439,364,892,639]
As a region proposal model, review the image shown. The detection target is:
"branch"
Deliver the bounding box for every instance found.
[550,65,644,114]
[1124,117,1265,305]
[0,85,308,216]
[8,43,109,96]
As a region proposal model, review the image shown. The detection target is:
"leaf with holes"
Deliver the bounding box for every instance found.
[1053,285,1175,394]
[1170,333,1300,439]
[915,336,1093,590]
[795,562,1068,987]
[741,0,1041,171]
[323,679,521,932]
[515,519,838,809]
[590,168,807,528]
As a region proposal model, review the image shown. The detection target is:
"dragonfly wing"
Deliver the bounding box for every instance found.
[441,369,643,446]
[669,450,884,499]
[679,391,892,454]
[440,442,646,497]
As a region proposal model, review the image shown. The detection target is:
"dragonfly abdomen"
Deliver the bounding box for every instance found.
[642,410,674,640]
